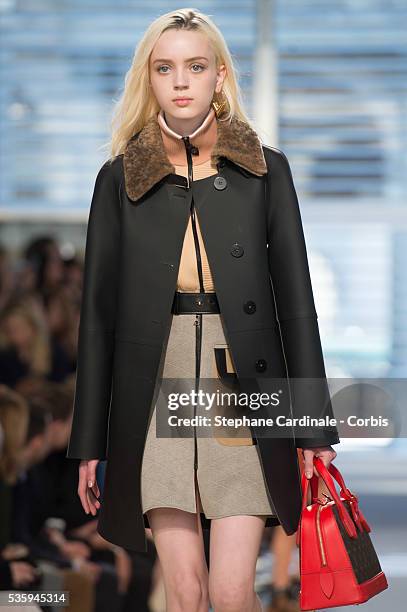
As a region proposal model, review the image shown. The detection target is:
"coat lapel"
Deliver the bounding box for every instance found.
[123,113,268,202]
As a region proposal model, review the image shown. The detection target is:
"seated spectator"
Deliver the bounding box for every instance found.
[0,296,73,388]
[0,386,42,590]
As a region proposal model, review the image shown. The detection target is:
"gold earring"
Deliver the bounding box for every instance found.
[211,89,228,117]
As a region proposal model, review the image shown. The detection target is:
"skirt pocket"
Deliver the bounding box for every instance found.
[211,345,254,447]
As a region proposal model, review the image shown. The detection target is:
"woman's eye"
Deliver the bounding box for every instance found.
[157,64,205,74]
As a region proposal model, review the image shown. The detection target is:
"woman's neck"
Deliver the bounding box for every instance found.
[157,106,218,166]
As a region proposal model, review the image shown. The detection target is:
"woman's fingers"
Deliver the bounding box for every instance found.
[87,485,101,513]
[318,448,337,468]
[78,462,90,514]
[303,449,315,478]
[87,460,101,512]
[78,460,100,515]
[302,446,337,478]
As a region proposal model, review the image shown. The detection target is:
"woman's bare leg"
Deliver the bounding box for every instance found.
[146,477,209,612]
[209,515,266,612]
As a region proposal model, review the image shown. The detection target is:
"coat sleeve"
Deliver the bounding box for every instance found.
[66,161,121,460]
[264,147,340,449]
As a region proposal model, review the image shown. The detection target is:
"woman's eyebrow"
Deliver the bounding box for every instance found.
[152,56,209,64]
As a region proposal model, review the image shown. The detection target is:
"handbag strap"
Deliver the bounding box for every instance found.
[297,457,360,548]
[299,457,343,513]
[326,461,371,533]
[326,460,352,499]
[313,458,357,538]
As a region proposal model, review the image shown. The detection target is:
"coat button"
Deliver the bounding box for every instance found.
[243,301,256,314]
[230,243,244,257]
[255,359,267,373]
[214,176,227,190]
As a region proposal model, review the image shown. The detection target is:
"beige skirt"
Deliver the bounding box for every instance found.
[141,312,277,519]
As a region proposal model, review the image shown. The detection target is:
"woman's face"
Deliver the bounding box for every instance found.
[149,28,226,133]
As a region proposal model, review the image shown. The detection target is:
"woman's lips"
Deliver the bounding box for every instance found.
[173,98,192,106]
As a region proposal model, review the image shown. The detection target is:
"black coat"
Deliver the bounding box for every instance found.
[66,114,340,553]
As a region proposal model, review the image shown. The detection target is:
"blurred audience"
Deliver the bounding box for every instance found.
[0,236,157,611]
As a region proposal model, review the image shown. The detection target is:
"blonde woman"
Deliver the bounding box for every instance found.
[67,7,340,611]
[0,296,72,387]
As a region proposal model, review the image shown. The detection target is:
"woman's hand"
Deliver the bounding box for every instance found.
[9,561,39,588]
[78,459,101,515]
[302,446,337,479]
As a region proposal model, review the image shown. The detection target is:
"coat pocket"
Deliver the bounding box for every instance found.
[212,345,254,447]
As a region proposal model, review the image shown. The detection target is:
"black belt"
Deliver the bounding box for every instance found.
[171,291,220,314]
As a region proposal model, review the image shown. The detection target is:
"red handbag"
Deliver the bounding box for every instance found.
[296,456,388,610]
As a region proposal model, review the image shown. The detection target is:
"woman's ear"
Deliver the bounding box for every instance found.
[215,64,227,92]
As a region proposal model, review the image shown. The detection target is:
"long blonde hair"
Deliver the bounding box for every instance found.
[103,7,253,162]
[0,296,52,377]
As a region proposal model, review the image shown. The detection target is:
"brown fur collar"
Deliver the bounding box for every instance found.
[123,113,267,202]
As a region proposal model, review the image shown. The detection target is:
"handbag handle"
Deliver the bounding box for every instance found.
[300,457,357,539]
[324,460,371,533]
[313,457,359,538]
[326,461,353,499]
[298,450,353,506]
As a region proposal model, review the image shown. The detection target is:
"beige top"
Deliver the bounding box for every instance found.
[157,107,218,292]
